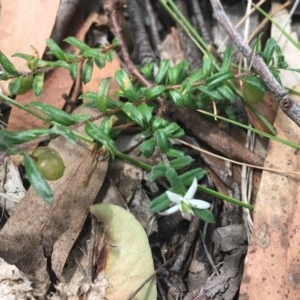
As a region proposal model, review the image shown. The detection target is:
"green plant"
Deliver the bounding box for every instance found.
[1,4,300,220]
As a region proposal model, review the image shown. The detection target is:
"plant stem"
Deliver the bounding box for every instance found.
[197,184,254,210]
[115,151,152,171]
[210,0,300,127]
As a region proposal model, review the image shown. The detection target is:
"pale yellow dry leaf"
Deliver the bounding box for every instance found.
[90,203,157,300]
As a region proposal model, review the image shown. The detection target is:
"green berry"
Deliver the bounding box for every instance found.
[32,146,65,181]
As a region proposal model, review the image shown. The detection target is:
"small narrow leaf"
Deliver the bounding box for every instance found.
[96,78,111,112]
[140,138,156,158]
[155,60,169,84]
[82,58,94,84]
[220,47,232,72]
[193,208,215,223]
[32,73,44,96]
[166,167,186,195]
[149,193,171,212]
[9,75,33,95]
[64,36,90,51]
[30,102,75,125]
[0,50,18,75]
[85,122,117,157]
[155,129,169,153]
[144,85,166,99]
[46,39,67,61]
[23,152,53,204]
[121,102,145,126]
[206,71,233,88]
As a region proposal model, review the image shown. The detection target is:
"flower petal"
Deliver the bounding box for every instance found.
[181,211,193,221]
[189,199,211,209]
[184,178,198,200]
[159,205,180,216]
[166,191,183,204]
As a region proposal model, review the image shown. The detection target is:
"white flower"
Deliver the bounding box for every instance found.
[159,178,211,221]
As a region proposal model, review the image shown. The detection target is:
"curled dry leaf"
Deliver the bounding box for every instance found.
[90,203,157,300]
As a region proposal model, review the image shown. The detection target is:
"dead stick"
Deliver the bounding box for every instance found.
[210,0,300,127]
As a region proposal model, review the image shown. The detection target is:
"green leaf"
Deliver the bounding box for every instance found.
[69,63,78,80]
[275,44,288,69]
[121,102,145,126]
[143,85,166,99]
[46,39,67,61]
[105,51,113,63]
[149,193,170,212]
[30,102,90,126]
[1,128,49,147]
[49,124,77,143]
[167,60,189,85]
[186,69,205,84]
[151,117,168,130]
[64,36,90,51]
[94,54,106,69]
[82,58,94,84]
[163,122,184,138]
[155,129,169,153]
[140,138,156,158]
[115,69,133,91]
[242,75,267,104]
[220,47,232,72]
[170,156,193,169]
[193,208,214,223]
[179,168,207,185]
[166,167,185,195]
[155,60,169,84]
[137,103,153,124]
[82,48,100,59]
[85,121,117,157]
[32,73,44,96]
[140,62,154,79]
[9,75,33,95]
[262,38,276,65]
[94,78,111,112]
[148,162,167,180]
[23,152,53,204]
[166,148,185,158]
[206,71,233,88]
[202,53,213,77]
[216,84,235,102]
[0,50,18,75]
[169,90,184,105]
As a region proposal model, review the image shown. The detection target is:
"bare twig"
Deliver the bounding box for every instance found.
[210,0,300,127]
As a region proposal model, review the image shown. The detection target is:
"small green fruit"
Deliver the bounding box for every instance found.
[242,75,266,104]
[33,146,65,181]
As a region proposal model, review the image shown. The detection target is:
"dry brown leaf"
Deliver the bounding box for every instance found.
[0,106,108,286]
[0,0,61,94]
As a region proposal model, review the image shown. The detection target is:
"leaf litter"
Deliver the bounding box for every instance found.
[1,1,300,299]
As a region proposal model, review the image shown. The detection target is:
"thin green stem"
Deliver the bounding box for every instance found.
[116,151,152,172]
[158,0,209,55]
[0,93,47,121]
[197,184,254,210]
[197,109,300,149]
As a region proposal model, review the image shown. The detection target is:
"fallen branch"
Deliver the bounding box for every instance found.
[210,0,300,127]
